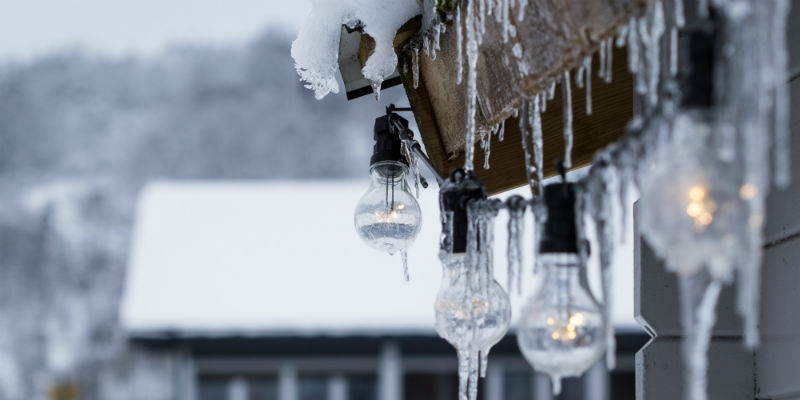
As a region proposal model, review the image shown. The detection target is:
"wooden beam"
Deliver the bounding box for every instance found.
[395,0,646,194]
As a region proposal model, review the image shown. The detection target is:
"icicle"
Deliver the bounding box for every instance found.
[773,0,791,187]
[591,165,618,370]
[584,56,593,116]
[478,0,487,36]
[423,35,430,58]
[498,120,505,142]
[680,276,722,400]
[479,348,490,378]
[501,0,511,42]
[517,0,528,21]
[532,95,544,195]
[431,25,441,60]
[598,40,607,80]
[519,100,536,196]
[647,1,665,106]
[551,374,562,396]
[675,0,685,27]
[457,349,469,400]
[484,129,492,169]
[628,17,641,74]
[371,80,383,100]
[512,42,523,59]
[400,250,410,281]
[670,27,679,77]
[604,37,613,83]
[575,63,585,88]
[616,24,628,48]
[464,0,480,171]
[412,48,420,89]
[540,89,548,113]
[562,71,573,169]
[456,4,464,85]
[506,198,525,294]
[468,350,479,400]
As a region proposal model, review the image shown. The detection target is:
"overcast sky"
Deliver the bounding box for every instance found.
[0,0,311,61]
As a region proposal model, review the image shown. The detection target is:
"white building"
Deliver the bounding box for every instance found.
[121,181,646,400]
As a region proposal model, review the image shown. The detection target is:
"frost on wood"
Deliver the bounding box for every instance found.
[291,0,421,99]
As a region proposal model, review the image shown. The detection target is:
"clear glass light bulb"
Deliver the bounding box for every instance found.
[516,253,604,394]
[434,252,511,353]
[354,161,422,254]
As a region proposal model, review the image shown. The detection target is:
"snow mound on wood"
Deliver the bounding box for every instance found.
[291,0,421,99]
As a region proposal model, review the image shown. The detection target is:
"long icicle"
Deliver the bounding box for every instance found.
[464,0,480,171]
[604,37,613,83]
[519,99,536,197]
[456,4,464,85]
[532,94,544,195]
[584,56,593,115]
[562,70,573,168]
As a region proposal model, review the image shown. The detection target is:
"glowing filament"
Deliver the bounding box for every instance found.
[686,184,715,227]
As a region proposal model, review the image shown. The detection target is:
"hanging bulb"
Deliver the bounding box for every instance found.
[354,113,422,257]
[434,251,511,356]
[516,180,605,395]
[516,253,605,394]
[354,160,422,254]
[434,169,511,400]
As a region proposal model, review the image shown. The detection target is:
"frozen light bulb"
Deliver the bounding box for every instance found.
[354,160,422,254]
[516,253,605,395]
[434,253,511,351]
[434,251,511,400]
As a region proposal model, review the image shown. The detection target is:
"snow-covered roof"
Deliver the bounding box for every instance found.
[121,180,640,338]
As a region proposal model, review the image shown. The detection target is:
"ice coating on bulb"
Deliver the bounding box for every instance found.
[516,253,605,395]
[291,0,421,99]
[354,162,422,259]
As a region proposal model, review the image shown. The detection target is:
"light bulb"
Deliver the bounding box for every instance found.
[516,253,604,394]
[434,252,511,352]
[354,160,422,254]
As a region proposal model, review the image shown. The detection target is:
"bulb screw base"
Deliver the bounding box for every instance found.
[370,114,410,167]
[540,181,580,254]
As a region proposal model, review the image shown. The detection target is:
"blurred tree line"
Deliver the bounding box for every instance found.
[0,29,404,399]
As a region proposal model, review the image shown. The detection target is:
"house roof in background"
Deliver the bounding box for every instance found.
[121,180,641,338]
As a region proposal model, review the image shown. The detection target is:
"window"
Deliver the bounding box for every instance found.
[347,374,377,400]
[503,370,532,400]
[298,374,328,400]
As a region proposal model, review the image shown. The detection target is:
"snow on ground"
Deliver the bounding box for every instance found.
[121,180,639,337]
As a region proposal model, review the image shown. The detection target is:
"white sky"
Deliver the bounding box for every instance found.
[0,0,311,61]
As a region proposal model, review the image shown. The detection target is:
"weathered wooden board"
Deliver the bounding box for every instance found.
[393,0,646,194]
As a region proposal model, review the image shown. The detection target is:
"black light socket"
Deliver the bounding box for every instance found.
[539,182,579,254]
[439,168,488,253]
[371,114,409,167]
[678,13,719,109]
